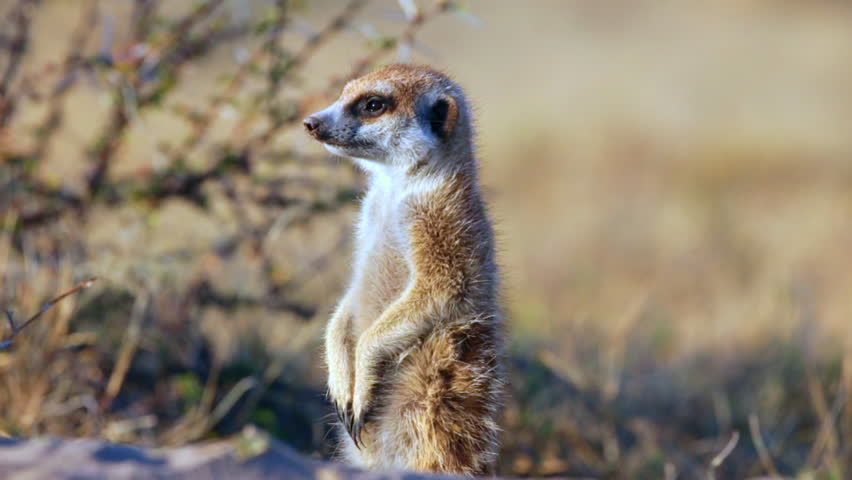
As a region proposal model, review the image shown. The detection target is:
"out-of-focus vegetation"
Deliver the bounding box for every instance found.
[1,1,851,479]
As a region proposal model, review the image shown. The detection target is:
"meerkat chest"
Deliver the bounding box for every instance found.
[350,181,414,331]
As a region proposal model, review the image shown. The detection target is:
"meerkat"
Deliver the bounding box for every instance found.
[304,64,505,476]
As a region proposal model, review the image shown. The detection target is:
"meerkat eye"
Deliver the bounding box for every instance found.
[362,97,388,116]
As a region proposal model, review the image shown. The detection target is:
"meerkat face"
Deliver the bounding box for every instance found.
[304,64,463,167]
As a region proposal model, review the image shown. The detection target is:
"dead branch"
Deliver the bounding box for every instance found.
[0,277,97,350]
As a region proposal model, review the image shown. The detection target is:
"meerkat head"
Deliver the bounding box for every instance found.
[304,64,471,169]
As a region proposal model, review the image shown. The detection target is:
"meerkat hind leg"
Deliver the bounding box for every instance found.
[369,319,501,476]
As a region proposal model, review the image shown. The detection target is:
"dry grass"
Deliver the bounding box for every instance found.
[2,1,852,478]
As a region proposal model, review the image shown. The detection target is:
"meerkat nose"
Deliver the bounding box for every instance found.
[303,116,322,134]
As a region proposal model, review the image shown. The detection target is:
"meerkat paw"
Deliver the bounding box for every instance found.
[350,340,385,449]
[327,360,355,438]
[329,392,352,429]
[350,372,377,449]
[325,310,357,438]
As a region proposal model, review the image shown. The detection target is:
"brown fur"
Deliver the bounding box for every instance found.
[339,177,505,476]
[341,64,441,114]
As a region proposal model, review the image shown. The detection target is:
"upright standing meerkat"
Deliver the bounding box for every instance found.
[304,64,505,476]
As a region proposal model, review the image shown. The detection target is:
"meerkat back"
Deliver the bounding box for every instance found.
[305,64,506,476]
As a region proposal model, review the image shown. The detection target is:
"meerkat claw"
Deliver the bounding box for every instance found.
[351,415,364,448]
[350,402,376,449]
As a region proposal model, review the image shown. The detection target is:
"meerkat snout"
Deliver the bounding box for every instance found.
[303,115,322,134]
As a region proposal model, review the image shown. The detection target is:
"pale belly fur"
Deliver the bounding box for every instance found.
[350,240,409,334]
[348,183,412,334]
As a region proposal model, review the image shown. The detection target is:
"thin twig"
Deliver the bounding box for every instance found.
[205,377,258,433]
[748,414,780,477]
[0,277,97,350]
[100,291,148,410]
[707,431,740,480]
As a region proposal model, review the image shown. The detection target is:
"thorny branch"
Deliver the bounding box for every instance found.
[85,0,228,198]
[3,0,459,229]
[169,0,292,162]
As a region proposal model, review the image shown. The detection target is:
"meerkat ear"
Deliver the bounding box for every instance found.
[428,95,458,140]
